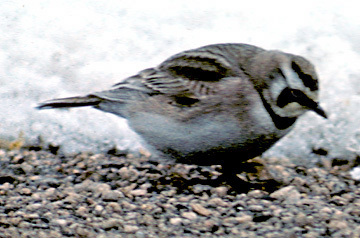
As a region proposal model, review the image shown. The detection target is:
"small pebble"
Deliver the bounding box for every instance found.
[20,188,32,195]
[181,211,197,220]
[94,205,104,213]
[130,189,147,196]
[53,219,68,227]
[106,202,122,213]
[235,214,253,223]
[170,217,183,225]
[270,186,301,203]
[124,225,139,233]
[208,197,229,207]
[191,203,212,216]
[211,186,228,197]
[102,190,124,200]
[100,218,122,229]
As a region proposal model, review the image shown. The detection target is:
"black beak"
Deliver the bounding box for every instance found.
[277,88,328,119]
[276,88,328,119]
[289,90,327,119]
[295,95,327,118]
[310,104,327,119]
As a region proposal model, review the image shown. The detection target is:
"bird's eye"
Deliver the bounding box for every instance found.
[290,89,303,98]
[277,88,307,108]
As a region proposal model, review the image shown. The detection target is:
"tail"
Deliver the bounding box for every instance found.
[37,95,102,109]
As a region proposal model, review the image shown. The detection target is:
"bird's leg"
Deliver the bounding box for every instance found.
[219,160,251,194]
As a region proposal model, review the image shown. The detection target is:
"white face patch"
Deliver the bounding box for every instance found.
[281,63,304,90]
[282,101,306,116]
[269,74,287,102]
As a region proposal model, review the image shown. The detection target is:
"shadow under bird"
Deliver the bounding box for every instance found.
[38,43,327,186]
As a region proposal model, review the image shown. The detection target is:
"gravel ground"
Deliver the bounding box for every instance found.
[0,146,359,238]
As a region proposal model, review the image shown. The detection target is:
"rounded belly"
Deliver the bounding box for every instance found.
[129,112,289,165]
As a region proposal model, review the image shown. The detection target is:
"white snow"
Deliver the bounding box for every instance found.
[1,0,360,169]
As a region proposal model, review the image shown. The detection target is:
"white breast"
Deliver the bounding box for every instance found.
[128,99,290,156]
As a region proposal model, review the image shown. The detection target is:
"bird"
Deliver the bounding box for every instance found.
[38,43,327,185]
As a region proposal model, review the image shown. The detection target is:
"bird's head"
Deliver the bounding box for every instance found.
[248,51,327,119]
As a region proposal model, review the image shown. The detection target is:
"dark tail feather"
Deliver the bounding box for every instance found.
[37,95,102,109]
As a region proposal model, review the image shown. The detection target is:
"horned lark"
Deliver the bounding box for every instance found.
[38,43,327,184]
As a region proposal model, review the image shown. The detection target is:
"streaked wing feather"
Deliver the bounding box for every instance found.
[108,45,240,99]
[159,45,236,82]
